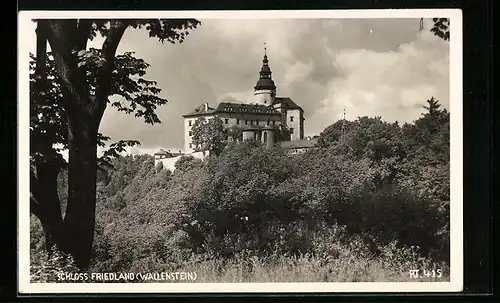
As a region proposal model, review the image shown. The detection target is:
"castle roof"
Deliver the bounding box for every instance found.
[154,149,184,157]
[254,77,276,91]
[182,103,216,117]
[183,102,281,117]
[273,97,303,111]
[216,102,280,115]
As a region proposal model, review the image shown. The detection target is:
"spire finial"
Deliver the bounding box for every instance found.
[264,42,267,55]
[341,108,346,135]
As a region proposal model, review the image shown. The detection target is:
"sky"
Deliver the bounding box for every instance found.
[26,18,450,155]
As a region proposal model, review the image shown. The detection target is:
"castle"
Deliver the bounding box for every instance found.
[155,48,317,170]
[182,48,312,153]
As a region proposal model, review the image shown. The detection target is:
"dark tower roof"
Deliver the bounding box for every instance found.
[254,47,276,91]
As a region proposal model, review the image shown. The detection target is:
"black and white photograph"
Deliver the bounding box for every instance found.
[18,10,463,293]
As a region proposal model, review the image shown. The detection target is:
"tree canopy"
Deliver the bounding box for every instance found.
[191,117,228,156]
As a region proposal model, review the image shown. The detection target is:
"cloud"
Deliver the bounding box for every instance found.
[26,18,450,153]
[307,29,450,135]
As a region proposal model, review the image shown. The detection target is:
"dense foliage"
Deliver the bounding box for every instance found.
[31,98,450,282]
[190,117,228,156]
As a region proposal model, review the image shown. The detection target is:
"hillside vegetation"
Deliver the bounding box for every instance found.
[30,98,450,282]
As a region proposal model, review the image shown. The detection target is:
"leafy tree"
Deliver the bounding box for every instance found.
[420,18,450,41]
[317,119,356,147]
[430,18,450,41]
[227,126,243,142]
[191,117,228,156]
[319,117,405,163]
[155,160,164,173]
[401,98,450,204]
[402,97,449,166]
[31,19,200,269]
[174,155,204,172]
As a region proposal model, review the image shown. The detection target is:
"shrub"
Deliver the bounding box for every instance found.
[30,246,79,283]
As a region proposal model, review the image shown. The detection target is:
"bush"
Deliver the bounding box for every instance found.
[30,246,79,283]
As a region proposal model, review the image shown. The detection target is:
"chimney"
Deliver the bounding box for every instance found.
[204,102,209,111]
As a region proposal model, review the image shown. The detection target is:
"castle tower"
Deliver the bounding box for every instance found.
[254,45,276,105]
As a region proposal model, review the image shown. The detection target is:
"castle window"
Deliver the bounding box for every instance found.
[189,120,192,126]
[267,120,270,126]
[189,131,193,136]
[263,132,268,143]
[225,119,229,124]
[290,116,294,122]
[237,119,240,125]
[290,128,294,134]
[245,120,248,125]
[189,143,192,148]
[272,121,276,125]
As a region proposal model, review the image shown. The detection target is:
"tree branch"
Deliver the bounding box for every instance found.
[42,20,91,115]
[75,19,94,50]
[30,169,41,203]
[30,195,42,219]
[41,20,78,57]
[35,22,47,82]
[94,20,130,120]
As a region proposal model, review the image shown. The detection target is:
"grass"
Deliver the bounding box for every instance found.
[31,250,450,283]
[161,253,450,283]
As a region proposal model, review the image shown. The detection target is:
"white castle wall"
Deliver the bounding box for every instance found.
[285,109,304,141]
[154,151,208,172]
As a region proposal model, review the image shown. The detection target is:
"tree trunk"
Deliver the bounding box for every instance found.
[34,159,64,251]
[31,21,65,252]
[62,109,99,270]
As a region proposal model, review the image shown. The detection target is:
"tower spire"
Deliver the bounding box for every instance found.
[254,44,275,91]
[341,108,346,135]
[253,43,276,105]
